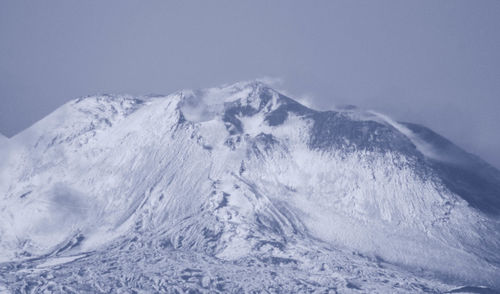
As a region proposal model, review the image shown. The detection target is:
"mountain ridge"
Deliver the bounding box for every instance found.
[1,80,499,292]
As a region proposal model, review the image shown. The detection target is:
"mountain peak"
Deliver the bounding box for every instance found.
[178,80,283,123]
[2,81,500,292]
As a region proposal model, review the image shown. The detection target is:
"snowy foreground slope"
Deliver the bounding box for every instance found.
[1,81,500,293]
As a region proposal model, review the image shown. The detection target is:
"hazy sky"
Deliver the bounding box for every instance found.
[1,1,499,167]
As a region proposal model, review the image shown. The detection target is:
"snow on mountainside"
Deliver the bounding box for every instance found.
[0,133,8,153]
[1,81,500,293]
[0,133,7,149]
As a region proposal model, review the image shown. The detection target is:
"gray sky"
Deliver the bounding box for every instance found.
[1,0,499,168]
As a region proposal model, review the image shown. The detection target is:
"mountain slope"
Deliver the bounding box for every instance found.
[0,81,499,292]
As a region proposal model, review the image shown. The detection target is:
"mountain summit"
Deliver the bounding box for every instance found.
[1,81,499,292]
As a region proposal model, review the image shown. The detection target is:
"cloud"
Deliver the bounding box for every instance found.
[368,110,445,161]
[255,76,284,87]
[293,93,316,109]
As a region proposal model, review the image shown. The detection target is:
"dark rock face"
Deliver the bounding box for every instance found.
[307,111,419,155]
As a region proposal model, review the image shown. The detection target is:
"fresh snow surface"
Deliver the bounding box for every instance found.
[1,81,500,293]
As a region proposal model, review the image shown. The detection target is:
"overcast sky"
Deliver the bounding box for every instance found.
[1,0,499,167]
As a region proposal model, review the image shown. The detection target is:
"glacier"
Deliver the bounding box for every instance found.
[0,81,499,293]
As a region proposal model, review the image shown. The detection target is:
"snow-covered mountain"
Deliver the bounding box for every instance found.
[1,81,499,293]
